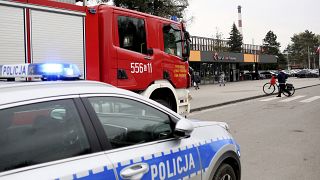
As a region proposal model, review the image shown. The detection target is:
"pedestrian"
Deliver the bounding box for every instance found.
[276,68,291,97]
[219,72,225,86]
[189,67,195,87]
[194,73,200,90]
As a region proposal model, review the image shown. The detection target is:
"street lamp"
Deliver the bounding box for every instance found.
[285,52,290,70]
[318,46,320,69]
[317,45,320,75]
[308,46,311,69]
[254,45,257,72]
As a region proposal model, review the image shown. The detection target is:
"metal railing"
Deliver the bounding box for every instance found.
[190,36,262,54]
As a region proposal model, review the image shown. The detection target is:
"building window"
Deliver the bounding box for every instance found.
[118,16,147,54]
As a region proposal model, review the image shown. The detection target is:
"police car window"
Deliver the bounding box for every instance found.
[0,99,91,172]
[118,16,147,54]
[163,25,182,57]
[88,97,173,149]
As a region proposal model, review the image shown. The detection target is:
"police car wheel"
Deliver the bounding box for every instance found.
[213,163,236,180]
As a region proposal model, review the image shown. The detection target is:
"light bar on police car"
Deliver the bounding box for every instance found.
[0,63,81,80]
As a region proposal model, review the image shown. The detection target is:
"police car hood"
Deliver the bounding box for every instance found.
[188,119,229,131]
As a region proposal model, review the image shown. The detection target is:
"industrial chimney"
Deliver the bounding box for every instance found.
[237,5,243,36]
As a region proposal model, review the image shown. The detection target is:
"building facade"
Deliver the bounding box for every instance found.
[189,36,277,84]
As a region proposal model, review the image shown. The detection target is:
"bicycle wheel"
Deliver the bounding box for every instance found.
[283,86,295,97]
[263,83,276,95]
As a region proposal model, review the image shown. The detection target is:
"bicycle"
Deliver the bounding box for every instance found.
[263,81,295,96]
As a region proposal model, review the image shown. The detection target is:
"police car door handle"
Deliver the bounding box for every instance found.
[120,163,149,180]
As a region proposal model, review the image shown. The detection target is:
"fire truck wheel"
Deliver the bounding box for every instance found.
[155,99,171,110]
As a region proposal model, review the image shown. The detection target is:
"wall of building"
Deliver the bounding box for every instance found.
[190,50,277,64]
[189,50,277,84]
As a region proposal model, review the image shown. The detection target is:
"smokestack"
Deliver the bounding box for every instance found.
[237,5,243,36]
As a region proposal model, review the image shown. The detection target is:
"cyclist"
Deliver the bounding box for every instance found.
[277,69,291,97]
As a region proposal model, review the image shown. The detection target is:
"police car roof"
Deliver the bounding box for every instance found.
[0,80,143,106]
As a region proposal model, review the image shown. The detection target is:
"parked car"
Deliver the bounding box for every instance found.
[244,72,265,80]
[295,69,319,78]
[260,71,276,79]
[310,69,319,75]
[0,63,241,180]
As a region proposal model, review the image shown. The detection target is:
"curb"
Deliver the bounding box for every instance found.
[190,83,320,113]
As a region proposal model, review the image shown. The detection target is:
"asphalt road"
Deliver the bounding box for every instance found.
[189,85,320,180]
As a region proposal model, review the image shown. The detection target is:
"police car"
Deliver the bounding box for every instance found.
[0,63,241,180]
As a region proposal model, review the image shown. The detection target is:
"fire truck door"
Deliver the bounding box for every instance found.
[115,14,152,90]
[162,24,187,88]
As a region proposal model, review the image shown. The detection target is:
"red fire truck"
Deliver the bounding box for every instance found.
[0,0,191,115]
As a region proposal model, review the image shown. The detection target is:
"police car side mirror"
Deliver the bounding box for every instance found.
[174,119,194,138]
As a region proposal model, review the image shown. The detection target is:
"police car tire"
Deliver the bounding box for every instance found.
[212,163,236,180]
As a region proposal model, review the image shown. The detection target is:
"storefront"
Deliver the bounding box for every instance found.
[189,51,242,84]
[189,50,277,84]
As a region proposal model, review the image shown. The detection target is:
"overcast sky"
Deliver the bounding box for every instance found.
[185,0,320,50]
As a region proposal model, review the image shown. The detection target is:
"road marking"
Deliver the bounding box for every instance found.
[279,95,305,102]
[260,97,280,102]
[300,96,320,103]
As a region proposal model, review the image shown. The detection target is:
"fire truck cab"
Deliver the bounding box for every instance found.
[0,0,191,115]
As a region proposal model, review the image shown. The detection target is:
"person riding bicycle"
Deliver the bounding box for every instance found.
[277,69,291,97]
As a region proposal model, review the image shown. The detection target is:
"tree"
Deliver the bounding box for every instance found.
[262,30,286,68]
[276,53,287,69]
[262,30,280,55]
[286,30,319,68]
[113,0,189,18]
[227,23,243,52]
[213,27,228,52]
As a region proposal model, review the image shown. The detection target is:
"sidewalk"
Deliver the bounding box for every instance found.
[189,77,320,113]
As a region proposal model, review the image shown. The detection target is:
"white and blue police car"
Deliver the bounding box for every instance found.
[0,63,241,180]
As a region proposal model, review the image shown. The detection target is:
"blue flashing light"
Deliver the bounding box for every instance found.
[171,16,178,22]
[36,63,81,80]
[41,63,63,73]
[65,68,74,76]
[0,63,82,81]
